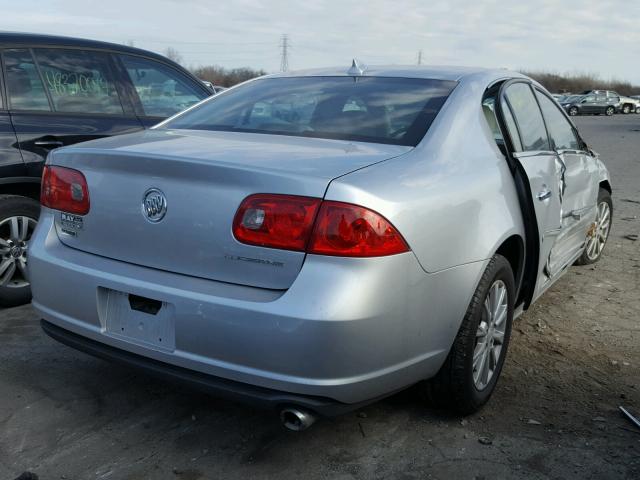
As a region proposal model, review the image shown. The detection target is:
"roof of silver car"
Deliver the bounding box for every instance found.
[269,64,512,82]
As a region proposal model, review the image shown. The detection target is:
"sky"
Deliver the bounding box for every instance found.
[3,0,640,84]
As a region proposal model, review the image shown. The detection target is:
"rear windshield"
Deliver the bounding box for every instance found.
[162,76,457,146]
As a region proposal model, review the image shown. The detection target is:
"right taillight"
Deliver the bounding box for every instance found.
[41,165,90,215]
[232,194,409,257]
[308,201,409,257]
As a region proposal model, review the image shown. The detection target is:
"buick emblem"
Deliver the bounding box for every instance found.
[142,189,167,223]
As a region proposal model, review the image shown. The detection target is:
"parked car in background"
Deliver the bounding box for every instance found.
[29,65,612,428]
[560,94,615,116]
[609,93,639,114]
[0,32,212,307]
[580,90,640,114]
[619,95,640,114]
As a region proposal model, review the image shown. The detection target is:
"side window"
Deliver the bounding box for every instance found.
[500,97,523,151]
[481,97,503,141]
[120,55,204,117]
[3,49,51,111]
[34,48,124,115]
[583,96,595,103]
[535,91,580,151]
[503,83,550,152]
[595,95,607,103]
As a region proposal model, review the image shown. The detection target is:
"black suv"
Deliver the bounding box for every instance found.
[560,93,616,116]
[0,33,211,307]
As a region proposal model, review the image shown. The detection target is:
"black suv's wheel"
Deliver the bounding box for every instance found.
[575,188,612,265]
[605,106,615,116]
[0,195,39,308]
[422,254,515,414]
[568,106,579,116]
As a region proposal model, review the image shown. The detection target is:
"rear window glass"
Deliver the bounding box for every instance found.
[163,77,457,146]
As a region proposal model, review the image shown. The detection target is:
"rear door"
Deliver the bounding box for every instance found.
[497,81,565,300]
[535,89,600,274]
[3,47,143,178]
[115,54,210,127]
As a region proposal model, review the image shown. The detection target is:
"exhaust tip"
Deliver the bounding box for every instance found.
[280,407,316,431]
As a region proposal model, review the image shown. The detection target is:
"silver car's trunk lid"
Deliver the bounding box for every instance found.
[49,129,411,289]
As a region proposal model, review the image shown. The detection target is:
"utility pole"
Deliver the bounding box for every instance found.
[417,50,423,65]
[280,34,289,72]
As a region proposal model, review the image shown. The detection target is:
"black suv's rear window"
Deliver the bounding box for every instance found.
[163,76,457,146]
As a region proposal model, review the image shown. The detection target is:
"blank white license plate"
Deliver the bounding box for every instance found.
[102,289,175,351]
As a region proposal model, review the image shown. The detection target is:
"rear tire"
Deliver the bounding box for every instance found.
[622,105,631,114]
[568,107,578,116]
[0,195,40,308]
[575,188,612,265]
[421,254,515,414]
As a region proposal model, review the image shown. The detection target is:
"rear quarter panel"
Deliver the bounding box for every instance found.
[325,72,526,275]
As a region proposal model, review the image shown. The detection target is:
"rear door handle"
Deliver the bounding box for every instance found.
[537,187,552,201]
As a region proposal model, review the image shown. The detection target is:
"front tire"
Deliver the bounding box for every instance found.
[575,188,612,265]
[622,105,631,114]
[422,254,515,414]
[568,106,579,116]
[605,106,615,116]
[0,195,40,308]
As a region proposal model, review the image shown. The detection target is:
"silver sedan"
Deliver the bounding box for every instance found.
[29,64,612,430]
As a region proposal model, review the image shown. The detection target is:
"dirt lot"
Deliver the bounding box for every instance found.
[1,115,639,480]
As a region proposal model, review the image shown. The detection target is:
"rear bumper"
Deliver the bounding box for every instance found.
[41,319,364,416]
[30,210,487,405]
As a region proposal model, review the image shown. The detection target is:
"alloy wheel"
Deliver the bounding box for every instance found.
[473,280,508,390]
[585,201,611,261]
[0,216,37,288]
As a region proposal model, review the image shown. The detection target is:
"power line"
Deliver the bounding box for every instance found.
[280,34,289,72]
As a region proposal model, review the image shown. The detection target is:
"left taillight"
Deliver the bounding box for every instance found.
[41,165,90,215]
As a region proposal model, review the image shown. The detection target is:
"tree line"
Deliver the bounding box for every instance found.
[163,47,639,94]
[191,65,268,88]
[521,71,640,96]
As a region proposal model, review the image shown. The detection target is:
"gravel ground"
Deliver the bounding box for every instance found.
[1,115,639,480]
